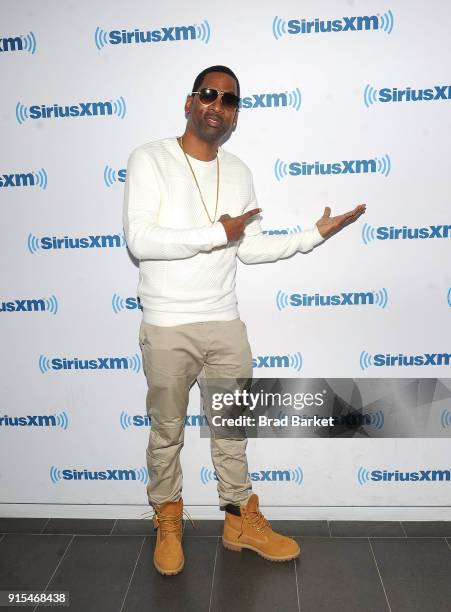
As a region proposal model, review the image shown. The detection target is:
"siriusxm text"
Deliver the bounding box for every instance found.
[289,159,376,176]
[287,15,378,35]
[108,26,196,44]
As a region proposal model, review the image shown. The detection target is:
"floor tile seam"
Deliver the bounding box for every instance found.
[3,532,448,539]
[294,557,301,612]
[32,534,75,612]
[208,537,220,612]
[399,521,408,538]
[39,518,51,534]
[368,537,393,612]
[109,519,117,536]
[444,537,451,552]
[119,536,146,612]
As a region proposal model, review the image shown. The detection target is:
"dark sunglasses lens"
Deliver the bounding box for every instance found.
[198,88,219,104]
[222,93,240,109]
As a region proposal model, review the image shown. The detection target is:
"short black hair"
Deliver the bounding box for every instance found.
[192,65,240,99]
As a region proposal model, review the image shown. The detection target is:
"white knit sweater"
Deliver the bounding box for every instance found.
[123,137,324,326]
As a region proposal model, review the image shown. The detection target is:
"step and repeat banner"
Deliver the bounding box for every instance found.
[1,0,450,517]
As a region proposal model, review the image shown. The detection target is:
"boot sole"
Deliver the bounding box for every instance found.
[154,558,184,576]
[222,537,300,562]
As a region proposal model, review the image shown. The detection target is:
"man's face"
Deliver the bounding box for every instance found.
[184,71,239,145]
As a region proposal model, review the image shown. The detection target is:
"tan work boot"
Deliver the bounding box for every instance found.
[222,493,300,561]
[152,498,184,575]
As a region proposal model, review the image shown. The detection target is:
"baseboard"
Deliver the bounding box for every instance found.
[1,504,449,521]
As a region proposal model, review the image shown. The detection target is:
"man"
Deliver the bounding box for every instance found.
[123,65,365,576]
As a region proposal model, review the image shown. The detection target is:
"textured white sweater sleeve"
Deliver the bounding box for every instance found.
[123,147,227,260]
[237,176,325,264]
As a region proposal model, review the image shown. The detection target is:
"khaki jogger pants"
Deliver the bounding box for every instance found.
[138,318,254,509]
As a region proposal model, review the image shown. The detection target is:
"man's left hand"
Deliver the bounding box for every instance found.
[316,204,366,239]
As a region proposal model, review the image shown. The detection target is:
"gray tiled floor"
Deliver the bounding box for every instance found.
[0,518,450,612]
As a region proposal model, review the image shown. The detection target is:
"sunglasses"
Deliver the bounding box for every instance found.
[191,87,240,110]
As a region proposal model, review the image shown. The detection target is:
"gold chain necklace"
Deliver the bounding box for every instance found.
[179,136,219,224]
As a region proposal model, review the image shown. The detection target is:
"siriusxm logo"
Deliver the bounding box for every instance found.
[39,354,141,373]
[16,97,126,124]
[274,155,391,181]
[0,412,68,429]
[272,11,393,40]
[94,21,210,49]
[1,295,58,314]
[120,412,207,429]
[239,88,301,111]
[201,466,303,485]
[362,223,450,244]
[50,465,148,483]
[112,294,142,313]
[364,84,451,107]
[263,225,302,235]
[360,351,451,370]
[276,289,388,310]
[27,233,125,253]
[0,169,47,190]
[252,352,303,372]
[104,166,126,187]
[357,466,450,485]
[447,288,451,308]
[0,32,36,53]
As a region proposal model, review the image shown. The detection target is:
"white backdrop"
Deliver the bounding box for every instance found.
[1,0,450,520]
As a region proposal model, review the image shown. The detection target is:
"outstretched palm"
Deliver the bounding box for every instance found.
[316,204,366,239]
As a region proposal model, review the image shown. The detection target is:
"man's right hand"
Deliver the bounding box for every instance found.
[219,208,262,241]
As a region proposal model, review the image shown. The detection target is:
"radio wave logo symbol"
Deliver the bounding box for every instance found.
[363,84,379,108]
[290,466,304,485]
[135,467,149,484]
[447,288,451,307]
[120,411,134,430]
[195,20,211,43]
[276,290,289,311]
[274,159,289,181]
[376,154,391,177]
[374,288,388,309]
[359,351,373,370]
[111,96,126,119]
[94,27,109,50]
[289,225,302,233]
[357,466,371,485]
[127,353,141,373]
[31,168,48,190]
[289,352,303,372]
[200,466,215,484]
[112,293,126,314]
[44,295,59,314]
[21,31,37,54]
[361,223,377,245]
[39,355,51,374]
[15,102,29,124]
[379,10,394,34]
[56,411,69,430]
[27,233,40,254]
[50,465,62,483]
[441,409,451,429]
[367,411,384,429]
[287,88,302,111]
[104,165,119,187]
[272,16,287,40]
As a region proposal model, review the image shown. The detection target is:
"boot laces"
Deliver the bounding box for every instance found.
[246,509,271,533]
[139,507,196,533]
